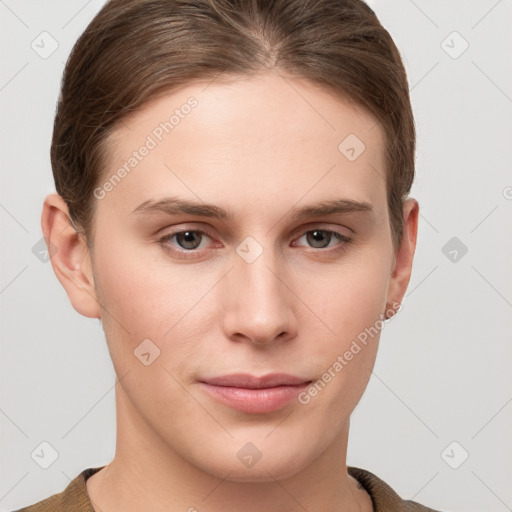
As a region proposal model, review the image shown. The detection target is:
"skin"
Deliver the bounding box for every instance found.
[42,71,418,512]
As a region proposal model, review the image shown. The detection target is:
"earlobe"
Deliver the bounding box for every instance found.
[385,198,419,311]
[41,193,101,319]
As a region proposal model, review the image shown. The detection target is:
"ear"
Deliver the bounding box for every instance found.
[41,193,101,319]
[385,198,419,315]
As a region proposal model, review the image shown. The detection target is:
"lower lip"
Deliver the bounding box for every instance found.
[199,382,310,414]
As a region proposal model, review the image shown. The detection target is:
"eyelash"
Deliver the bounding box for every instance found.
[157,226,352,259]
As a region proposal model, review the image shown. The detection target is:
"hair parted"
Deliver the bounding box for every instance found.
[51,0,415,251]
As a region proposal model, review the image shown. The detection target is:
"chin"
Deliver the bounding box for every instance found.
[195,446,311,483]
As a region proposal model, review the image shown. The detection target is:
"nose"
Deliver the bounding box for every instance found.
[221,246,298,346]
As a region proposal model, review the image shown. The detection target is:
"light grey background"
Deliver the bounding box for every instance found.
[1,1,511,511]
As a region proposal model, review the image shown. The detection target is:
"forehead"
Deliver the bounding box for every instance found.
[99,72,388,219]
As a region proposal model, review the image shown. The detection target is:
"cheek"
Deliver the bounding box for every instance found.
[94,222,187,314]
[298,250,391,398]
[91,235,195,360]
[91,242,205,417]
[301,253,391,340]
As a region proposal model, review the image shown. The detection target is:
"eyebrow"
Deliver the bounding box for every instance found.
[131,196,374,221]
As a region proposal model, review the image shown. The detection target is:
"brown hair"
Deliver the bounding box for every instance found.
[51,0,415,251]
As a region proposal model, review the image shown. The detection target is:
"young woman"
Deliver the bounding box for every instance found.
[16,0,441,510]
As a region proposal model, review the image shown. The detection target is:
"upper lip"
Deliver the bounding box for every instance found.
[200,373,311,389]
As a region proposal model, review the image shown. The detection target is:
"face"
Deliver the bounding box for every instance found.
[77,72,407,481]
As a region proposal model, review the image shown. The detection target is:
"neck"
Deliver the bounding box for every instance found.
[86,383,371,512]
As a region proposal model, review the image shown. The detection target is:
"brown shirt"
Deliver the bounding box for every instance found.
[13,465,441,511]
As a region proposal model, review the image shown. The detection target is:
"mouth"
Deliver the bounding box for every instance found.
[198,373,313,414]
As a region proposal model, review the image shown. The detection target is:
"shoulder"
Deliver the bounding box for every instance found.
[12,467,101,512]
[348,466,442,511]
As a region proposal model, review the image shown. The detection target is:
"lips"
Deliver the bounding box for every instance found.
[199,373,311,389]
[198,373,313,414]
